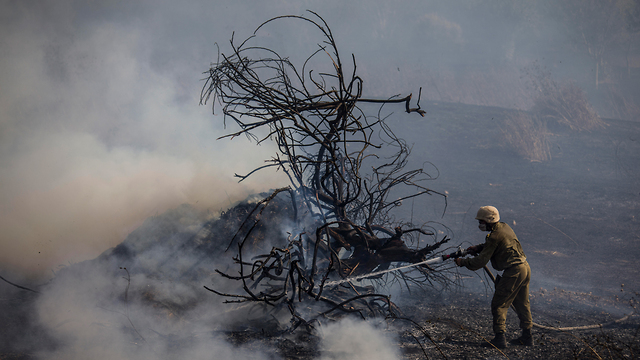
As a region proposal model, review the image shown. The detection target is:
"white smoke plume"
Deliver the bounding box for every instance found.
[36,267,281,360]
[319,318,401,360]
[0,0,288,281]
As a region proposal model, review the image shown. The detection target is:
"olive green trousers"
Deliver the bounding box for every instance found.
[491,261,532,334]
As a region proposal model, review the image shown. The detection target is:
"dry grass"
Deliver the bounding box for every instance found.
[526,64,606,131]
[499,64,608,162]
[533,81,605,131]
[501,111,551,162]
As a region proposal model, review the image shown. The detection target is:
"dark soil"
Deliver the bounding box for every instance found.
[395,289,639,360]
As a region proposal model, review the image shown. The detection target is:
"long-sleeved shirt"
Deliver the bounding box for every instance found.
[460,222,526,271]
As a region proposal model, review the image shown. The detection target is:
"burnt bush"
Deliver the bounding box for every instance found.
[199,12,453,327]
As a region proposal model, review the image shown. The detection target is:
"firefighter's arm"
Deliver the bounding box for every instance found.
[457,239,497,271]
[466,244,484,255]
[454,244,483,266]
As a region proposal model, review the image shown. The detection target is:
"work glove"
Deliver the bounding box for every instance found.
[466,245,482,255]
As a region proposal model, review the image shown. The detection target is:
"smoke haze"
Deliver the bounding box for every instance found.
[0,0,292,280]
[1,1,639,358]
[319,318,400,360]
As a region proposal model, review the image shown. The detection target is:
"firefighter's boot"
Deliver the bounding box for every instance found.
[511,328,534,346]
[489,332,507,349]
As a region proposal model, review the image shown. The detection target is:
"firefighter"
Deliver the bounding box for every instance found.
[455,206,534,348]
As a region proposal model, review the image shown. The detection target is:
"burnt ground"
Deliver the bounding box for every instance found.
[214,289,639,360]
[1,101,639,359]
[394,289,639,360]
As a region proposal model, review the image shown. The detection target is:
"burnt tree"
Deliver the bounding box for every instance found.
[201,12,453,326]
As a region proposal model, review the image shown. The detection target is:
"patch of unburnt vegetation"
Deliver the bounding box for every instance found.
[500,63,607,161]
[501,111,551,162]
[526,63,605,132]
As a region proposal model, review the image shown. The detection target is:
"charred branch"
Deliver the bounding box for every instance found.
[203,12,453,328]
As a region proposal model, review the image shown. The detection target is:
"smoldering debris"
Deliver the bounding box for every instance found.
[22,198,296,360]
[16,192,431,360]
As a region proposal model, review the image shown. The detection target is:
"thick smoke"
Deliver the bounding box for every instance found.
[32,263,401,359]
[0,0,288,280]
[319,318,401,360]
[29,204,285,359]
[35,269,280,360]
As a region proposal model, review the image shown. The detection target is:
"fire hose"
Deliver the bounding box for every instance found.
[320,247,634,331]
[321,246,470,288]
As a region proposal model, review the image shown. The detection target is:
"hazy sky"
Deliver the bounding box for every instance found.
[0,0,612,280]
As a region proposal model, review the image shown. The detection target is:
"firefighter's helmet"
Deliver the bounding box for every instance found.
[475,206,500,223]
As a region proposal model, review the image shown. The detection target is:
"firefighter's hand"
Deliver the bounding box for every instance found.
[455,258,463,267]
[466,245,481,254]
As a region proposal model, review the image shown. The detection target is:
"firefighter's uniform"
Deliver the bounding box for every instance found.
[459,221,533,335]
